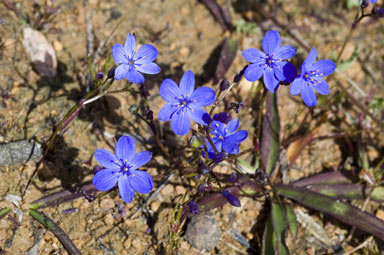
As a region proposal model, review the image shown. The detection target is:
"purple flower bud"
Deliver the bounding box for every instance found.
[375,7,384,17]
[198,161,209,175]
[233,65,248,83]
[189,201,199,215]
[227,173,237,183]
[145,110,154,122]
[230,102,244,113]
[361,0,369,8]
[213,112,231,124]
[194,174,201,180]
[82,190,96,202]
[140,83,150,97]
[95,72,104,80]
[62,208,80,214]
[219,79,230,91]
[107,67,116,79]
[197,184,205,193]
[255,168,268,184]
[212,151,228,163]
[222,190,241,207]
[93,164,103,174]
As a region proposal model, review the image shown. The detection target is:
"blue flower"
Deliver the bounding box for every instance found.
[92,136,153,203]
[158,70,216,135]
[204,119,248,158]
[242,30,297,92]
[289,48,336,107]
[370,0,378,4]
[112,33,160,83]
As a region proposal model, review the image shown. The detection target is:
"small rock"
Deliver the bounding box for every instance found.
[53,40,63,51]
[179,46,190,57]
[22,27,57,77]
[131,238,144,253]
[175,185,186,196]
[0,140,42,167]
[150,200,161,212]
[123,238,132,249]
[104,214,114,225]
[185,212,221,251]
[100,198,114,210]
[160,184,174,197]
[376,209,384,221]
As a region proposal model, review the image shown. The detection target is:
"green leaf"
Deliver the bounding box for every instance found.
[276,184,384,241]
[260,92,280,175]
[29,209,81,255]
[286,204,298,238]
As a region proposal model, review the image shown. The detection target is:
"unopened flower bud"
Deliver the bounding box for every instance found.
[140,83,150,97]
[213,112,231,124]
[227,173,237,183]
[222,190,241,207]
[145,110,154,122]
[212,151,227,163]
[230,102,244,113]
[219,79,230,91]
[197,184,205,193]
[361,0,369,8]
[107,67,116,79]
[189,134,204,148]
[95,72,104,80]
[188,201,199,215]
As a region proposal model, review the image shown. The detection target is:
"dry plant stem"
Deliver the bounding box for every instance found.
[209,81,238,116]
[23,79,115,197]
[341,236,373,255]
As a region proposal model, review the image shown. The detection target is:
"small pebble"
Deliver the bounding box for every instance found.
[100,198,114,209]
[179,46,190,57]
[185,212,221,250]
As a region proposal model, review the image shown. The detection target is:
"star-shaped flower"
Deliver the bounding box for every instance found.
[92,136,153,203]
[289,47,336,107]
[242,30,297,92]
[112,33,160,83]
[204,119,248,158]
[158,70,216,135]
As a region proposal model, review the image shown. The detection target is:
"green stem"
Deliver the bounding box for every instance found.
[0,207,11,219]
[29,209,81,255]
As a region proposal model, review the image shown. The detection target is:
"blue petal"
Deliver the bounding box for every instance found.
[226,119,239,134]
[124,33,136,59]
[274,45,297,60]
[118,177,135,203]
[311,78,330,95]
[158,103,178,121]
[129,170,153,194]
[290,77,303,96]
[188,106,210,125]
[180,70,195,96]
[244,63,265,82]
[225,130,248,143]
[263,68,280,92]
[206,138,223,155]
[281,62,297,82]
[222,142,239,154]
[115,136,136,162]
[211,121,225,136]
[262,30,281,56]
[112,44,127,64]
[303,47,317,72]
[160,79,182,103]
[94,149,119,169]
[171,110,191,135]
[242,48,266,63]
[135,44,158,64]
[136,62,161,74]
[130,151,152,170]
[189,87,216,107]
[126,67,145,84]
[301,84,317,107]
[114,64,129,80]
[93,169,119,191]
[311,60,336,77]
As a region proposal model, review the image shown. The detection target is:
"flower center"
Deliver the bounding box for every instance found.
[267,59,273,65]
[181,100,188,106]
[122,167,129,172]
[129,60,134,65]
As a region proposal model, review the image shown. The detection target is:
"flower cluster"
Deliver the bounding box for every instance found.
[242,30,336,107]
